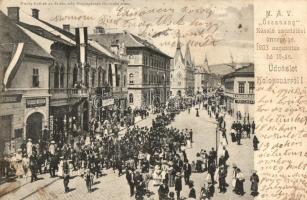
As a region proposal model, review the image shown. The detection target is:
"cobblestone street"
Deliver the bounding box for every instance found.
[1,106,254,200]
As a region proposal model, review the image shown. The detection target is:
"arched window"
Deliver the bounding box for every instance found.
[60,65,64,88]
[72,65,78,87]
[129,73,134,84]
[54,64,59,88]
[102,69,106,85]
[129,93,134,103]
[85,67,89,87]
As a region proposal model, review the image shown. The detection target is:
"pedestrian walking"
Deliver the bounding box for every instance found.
[174,172,182,200]
[84,169,93,193]
[183,160,192,185]
[218,165,227,193]
[63,166,70,193]
[158,179,169,200]
[253,135,259,150]
[188,180,196,199]
[126,167,135,197]
[250,170,259,196]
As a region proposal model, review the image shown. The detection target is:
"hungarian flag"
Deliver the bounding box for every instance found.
[75,27,88,65]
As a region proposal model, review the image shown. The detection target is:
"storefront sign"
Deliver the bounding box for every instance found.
[102,98,114,106]
[26,98,46,108]
[235,99,255,104]
[0,94,22,103]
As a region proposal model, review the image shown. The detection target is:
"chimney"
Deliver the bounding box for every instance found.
[95,26,105,34]
[32,8,39,19]
[7,7,20,21]
[63,24,70,32]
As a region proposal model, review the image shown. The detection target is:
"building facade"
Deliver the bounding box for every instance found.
[222,63,255,119]
[3,7,128,146]
[90,30,171,108]
[170,36,195,97]
[0,10,53,156]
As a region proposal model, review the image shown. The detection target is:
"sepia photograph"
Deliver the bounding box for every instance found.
[0,0,259,199]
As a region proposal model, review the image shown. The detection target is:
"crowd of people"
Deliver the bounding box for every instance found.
[0,93,260,200]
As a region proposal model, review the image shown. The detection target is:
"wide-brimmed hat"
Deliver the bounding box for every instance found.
[51,141,55,144]
[176,172,181,176]
[28,138,32,141]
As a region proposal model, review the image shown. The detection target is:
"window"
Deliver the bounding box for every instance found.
[73,66,78,86]
[115,65,120,87]
[238,82,245,94]
[60,65,64,88]
[129,93,134,103]
[129,73,134,84]
[249,82,255,94]
[85,68,89,87]
[92,69,96,87]
[54,65,59,88]
[32,68,39,87]
[123,75,126,86]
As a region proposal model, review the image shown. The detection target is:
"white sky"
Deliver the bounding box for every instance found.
[0,0,253,65]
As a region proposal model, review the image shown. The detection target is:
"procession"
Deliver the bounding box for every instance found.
[0,93,259,200]
[0,2,256,199]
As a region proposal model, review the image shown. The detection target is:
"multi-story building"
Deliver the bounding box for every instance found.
[222,63,255,119]
[170,36,195,97]
[0,10,53,156]
[4,7,128,142]
[90,29,172,108]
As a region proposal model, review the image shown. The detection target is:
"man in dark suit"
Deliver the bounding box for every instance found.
[175,172,182,200]
[126,167,135,197]
[158,180,169,200]
[183,160,192,185]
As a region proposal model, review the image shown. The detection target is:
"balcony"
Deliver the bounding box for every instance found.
[49,88,89,99]
[68,88,89,98]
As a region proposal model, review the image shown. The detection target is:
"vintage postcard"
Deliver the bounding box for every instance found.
[0,0,306,200]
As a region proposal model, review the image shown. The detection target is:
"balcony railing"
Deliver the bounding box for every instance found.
[50,88,89,98]
[68,88,88,97]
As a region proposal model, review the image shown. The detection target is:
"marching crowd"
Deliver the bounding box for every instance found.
[0,94,260,200]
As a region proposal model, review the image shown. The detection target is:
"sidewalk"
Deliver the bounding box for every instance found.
[0,173,60,199]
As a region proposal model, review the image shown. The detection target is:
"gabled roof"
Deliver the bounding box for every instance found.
[208,63,236,76]
[0,11,52,59]
[89,32,172,58]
